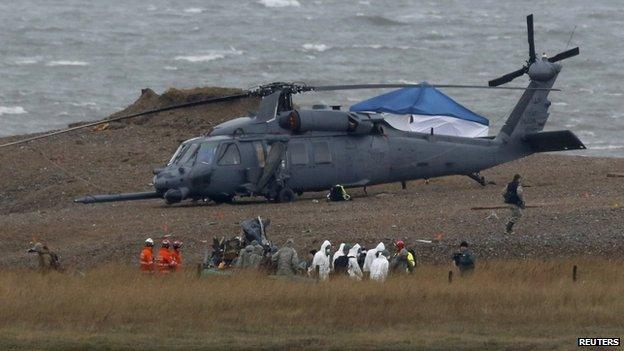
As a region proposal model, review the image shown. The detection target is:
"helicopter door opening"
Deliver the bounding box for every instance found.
[242,141,266,190]
[248,142,286,195]
[253,142,286,195]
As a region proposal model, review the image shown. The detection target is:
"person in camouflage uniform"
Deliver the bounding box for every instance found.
[271,239,299,276]
[27,242,61,273]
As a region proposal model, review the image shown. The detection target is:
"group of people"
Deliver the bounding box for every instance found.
[28,175,517,277]
[223,237,475,282]
[140,238,183,273]
[135,171,525,277]
[307,240,413,282]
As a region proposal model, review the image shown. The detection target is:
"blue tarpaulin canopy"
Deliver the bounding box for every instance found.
[349,83,489,126]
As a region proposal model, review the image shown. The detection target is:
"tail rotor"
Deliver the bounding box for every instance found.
[488,14,579,87]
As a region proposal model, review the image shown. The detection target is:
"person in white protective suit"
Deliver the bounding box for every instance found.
[347,244,363,280]
[370,249,390,282]
[363,242,385,275]
[311,240,332,281]
[332,243,345,269]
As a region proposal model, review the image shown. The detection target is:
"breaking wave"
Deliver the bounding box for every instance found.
[0,106,27,115]
[258,0,300,8]
[350,44,410,50]
[174,48,243,63]
[13,57,39,65]
[175,54,225,63]
[183,8,205,14]
[302,43,330,52]
[46,60,89,67]
[68,102,98,108]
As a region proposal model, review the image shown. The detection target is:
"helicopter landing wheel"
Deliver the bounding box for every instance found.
[276,187,295,203]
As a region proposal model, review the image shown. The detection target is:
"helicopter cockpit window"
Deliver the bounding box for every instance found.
[218,143,241,165]
[168,143,190,166]
[312,142,332,164]
[197,142,219,165]
[290,142,309,165]
[179,143,200,165]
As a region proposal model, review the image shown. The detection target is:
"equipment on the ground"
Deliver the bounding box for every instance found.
[327,185,351,201]
[0,15,583,206]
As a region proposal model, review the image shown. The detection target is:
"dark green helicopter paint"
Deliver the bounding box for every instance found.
[0,15,584,205]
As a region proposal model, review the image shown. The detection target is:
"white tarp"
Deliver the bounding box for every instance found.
[383,114,489,138]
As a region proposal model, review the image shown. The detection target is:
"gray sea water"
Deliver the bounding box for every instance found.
[0,0,622,156]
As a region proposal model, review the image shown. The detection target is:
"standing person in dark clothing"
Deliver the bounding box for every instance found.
[305,249,317,276]
[502,174,525,234]
[357,247,367,269]
[452,241,476,277]
[333,244,351,276]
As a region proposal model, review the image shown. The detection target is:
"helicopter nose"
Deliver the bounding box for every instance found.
[153,168,184,191]
[154,176,168,191]
[164,187,189,204]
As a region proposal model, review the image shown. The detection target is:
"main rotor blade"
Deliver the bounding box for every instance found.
[0,92,251,149]
[308,83,553,92]
[548,46,580,63]
[527,14,536,64]
[488,67,527,87]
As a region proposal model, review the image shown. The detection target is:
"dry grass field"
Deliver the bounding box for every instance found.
[1,258,622,350]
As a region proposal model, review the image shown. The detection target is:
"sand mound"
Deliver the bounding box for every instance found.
[108,86,258,131]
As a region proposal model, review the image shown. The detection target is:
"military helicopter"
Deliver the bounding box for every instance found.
[1,14,583,205]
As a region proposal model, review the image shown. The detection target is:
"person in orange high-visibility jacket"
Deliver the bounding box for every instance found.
[156,239,177,273]
[171,241,183,271]
[140,238,155,272]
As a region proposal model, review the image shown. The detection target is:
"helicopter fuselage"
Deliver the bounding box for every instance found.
[149,110,529,204]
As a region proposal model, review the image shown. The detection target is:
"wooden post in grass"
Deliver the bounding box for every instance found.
[573,265,578,282]
[448,270,453,283]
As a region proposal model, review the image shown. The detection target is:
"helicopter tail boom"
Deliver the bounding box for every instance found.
[74,191,161,204]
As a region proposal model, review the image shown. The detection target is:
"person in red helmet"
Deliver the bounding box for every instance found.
[391,240,415,274]
[171,241,183,271]
[156,239,177,273]
[140,238,155,272]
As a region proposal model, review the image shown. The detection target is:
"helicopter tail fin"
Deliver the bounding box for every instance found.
[523,130,586,152]
[495,74,559,142]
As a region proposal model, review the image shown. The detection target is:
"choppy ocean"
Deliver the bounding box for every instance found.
[0,0,622,156]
